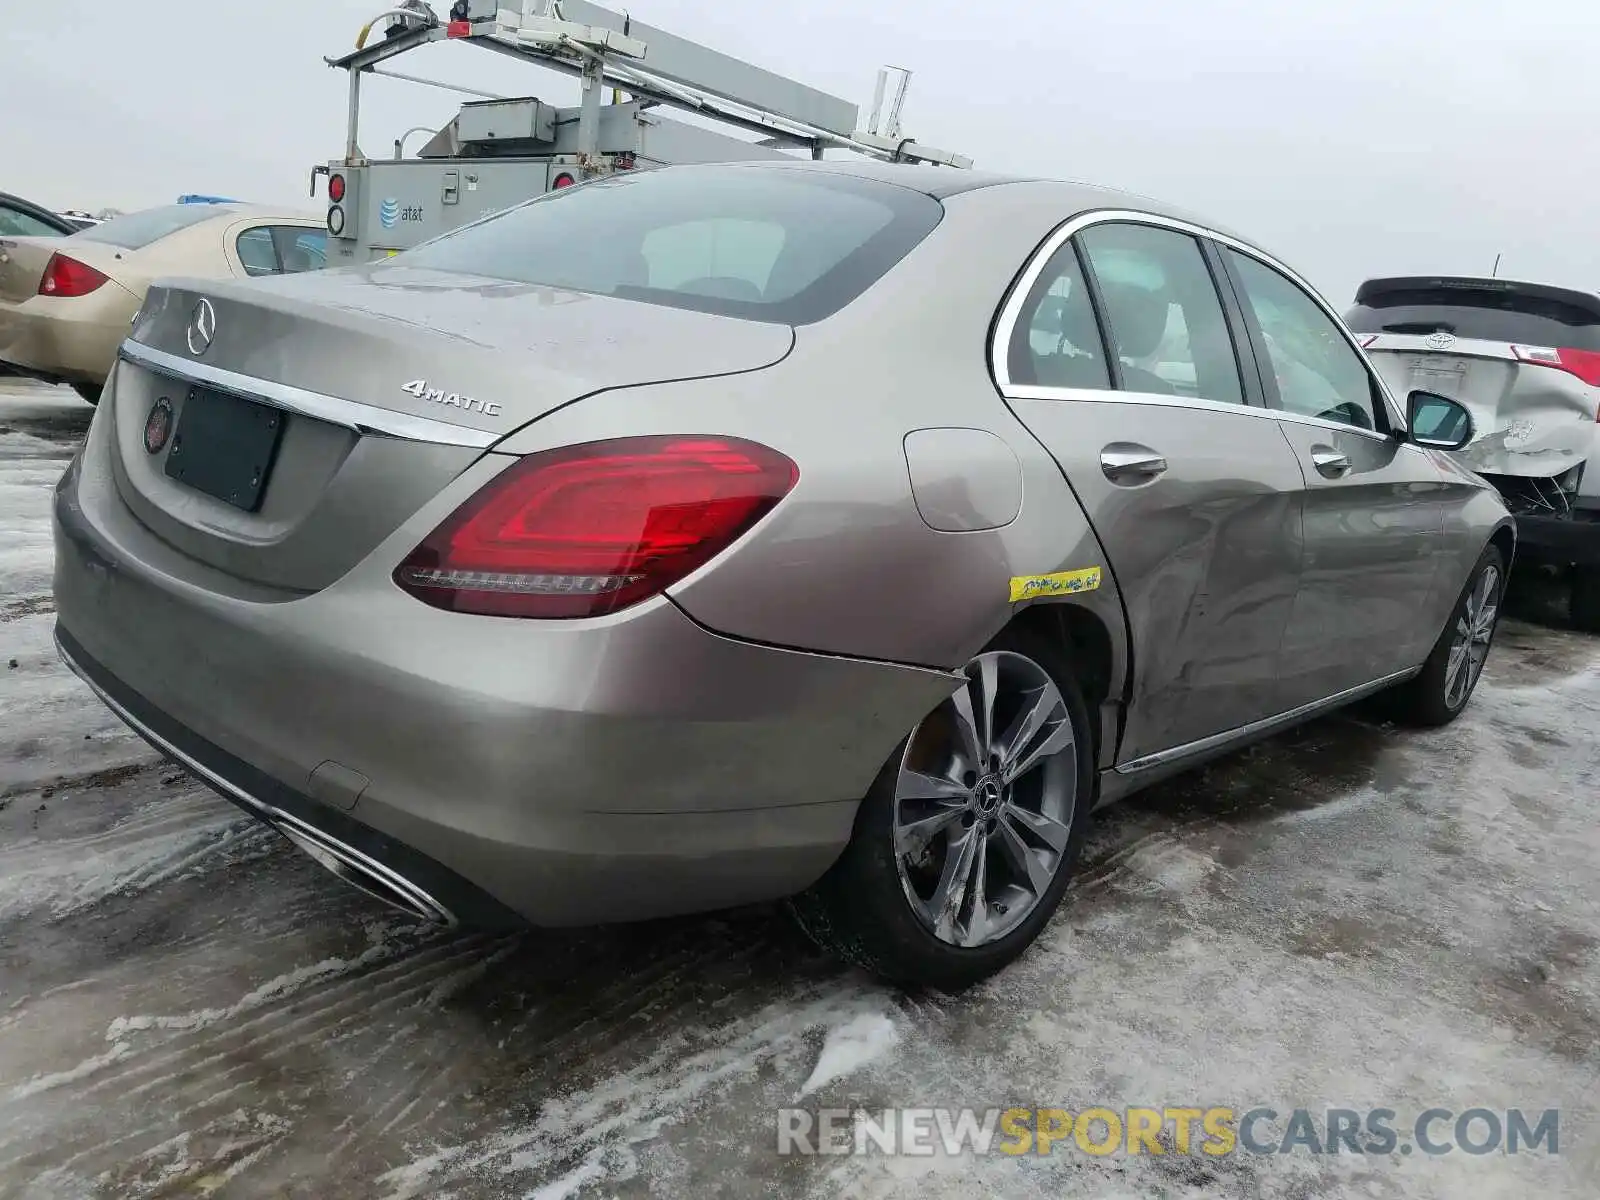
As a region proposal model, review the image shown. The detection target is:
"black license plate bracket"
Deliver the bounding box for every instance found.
[163,385,286,512]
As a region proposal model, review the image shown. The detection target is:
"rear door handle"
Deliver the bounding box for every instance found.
[1100,443,1168,485]
[1309,445,1352,479]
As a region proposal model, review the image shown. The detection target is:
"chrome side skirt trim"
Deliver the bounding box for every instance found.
[1115,666,1422,775]
[118,340,500,450]
[54,631,457,926]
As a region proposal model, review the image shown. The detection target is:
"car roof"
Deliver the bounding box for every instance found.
[729,158,1045,199]
[1354,275,1600,309]
[0,189,77,234]
[180,204,324,224]
[705,159,1251,240]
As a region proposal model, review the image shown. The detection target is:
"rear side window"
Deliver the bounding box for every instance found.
[274,227,326,273]
[1078,222,1245,404]
[236,227,278,276]
[1230,251,1380,430]
[72,204,229,250]
[397,166,942,324]
[1345,284,1600,350]
[234,226,327,276]
[1006,242,1111,390]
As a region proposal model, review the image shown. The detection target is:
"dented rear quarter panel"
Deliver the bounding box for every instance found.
[491,181,1133,726]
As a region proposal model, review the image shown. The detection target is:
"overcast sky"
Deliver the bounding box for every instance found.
[9,0,1597,303]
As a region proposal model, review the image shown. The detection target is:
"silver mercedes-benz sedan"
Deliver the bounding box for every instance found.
[52,161,1513,988]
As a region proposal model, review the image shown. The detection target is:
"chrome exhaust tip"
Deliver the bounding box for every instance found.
[270,813,456,927]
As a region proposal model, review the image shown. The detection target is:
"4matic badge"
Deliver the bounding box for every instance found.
[400,379,501,417]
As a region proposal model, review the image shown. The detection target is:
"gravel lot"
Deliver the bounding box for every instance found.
[2,379,1596,1199]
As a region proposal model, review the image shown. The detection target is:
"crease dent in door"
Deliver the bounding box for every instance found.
[1006,398,1306,761]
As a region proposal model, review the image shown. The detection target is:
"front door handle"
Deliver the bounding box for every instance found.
[1309,445,1352,479]
[1100,442,1168,485]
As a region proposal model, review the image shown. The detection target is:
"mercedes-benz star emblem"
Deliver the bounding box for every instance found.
[186,297,217,356]
[1424,331,1456,351]
[144,398,174,454]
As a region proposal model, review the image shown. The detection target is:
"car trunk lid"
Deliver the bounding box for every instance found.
[1348,276,1600,479]
[0,236,133,305]
[108,267,794,592]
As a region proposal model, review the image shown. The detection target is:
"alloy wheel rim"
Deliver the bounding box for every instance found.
[892,650,1077,948]
[1445,563,1500,710]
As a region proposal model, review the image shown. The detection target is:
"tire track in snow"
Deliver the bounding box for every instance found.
[0,928,511,1186]
[314,922,802,1178]
[0,779,260,921]
[311,914,818,1177]
[376,981,895,1200]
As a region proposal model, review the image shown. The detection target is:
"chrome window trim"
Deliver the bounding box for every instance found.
[991,207,1409,434]
[118,339,500,450]
[1004,382,1409,447]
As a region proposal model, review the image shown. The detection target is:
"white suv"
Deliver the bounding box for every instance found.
[1347,275,1600,630]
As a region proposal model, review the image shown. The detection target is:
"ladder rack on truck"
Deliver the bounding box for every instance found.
[315,0,972,263]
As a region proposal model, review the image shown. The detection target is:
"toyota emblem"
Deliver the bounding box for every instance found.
[144,398,174,454]
[1424,331,1456,351]
[186,297,217,356]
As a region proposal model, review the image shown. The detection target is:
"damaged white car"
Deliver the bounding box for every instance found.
[1347,276,1600,630]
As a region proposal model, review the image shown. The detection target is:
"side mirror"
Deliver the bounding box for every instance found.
[1406,390,1474,451]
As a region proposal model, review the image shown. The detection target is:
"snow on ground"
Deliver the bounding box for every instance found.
[1,381,150,797]
[0,381,1596,1198]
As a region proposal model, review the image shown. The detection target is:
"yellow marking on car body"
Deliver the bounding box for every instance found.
[1009,567,1102,602]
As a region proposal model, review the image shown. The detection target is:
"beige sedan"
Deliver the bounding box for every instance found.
[0,204,325,403]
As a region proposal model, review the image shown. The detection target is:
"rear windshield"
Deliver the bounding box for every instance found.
[1345,285,1600,350]
[72,204,230,250]
[396,166,943,325]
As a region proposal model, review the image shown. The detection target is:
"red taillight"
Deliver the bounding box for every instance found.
[328,172,346,203]
[38,253,108,298]
[1511,344,1600,389]
[394,435,799,618]
[552,172,576,189]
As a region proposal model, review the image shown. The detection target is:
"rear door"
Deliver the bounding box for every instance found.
[996,216,1306,762]
[1222,249,1449,704]
[1345,278,1600,492]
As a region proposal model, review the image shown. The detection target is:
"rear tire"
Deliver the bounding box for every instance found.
[71,383,101,406]
[1385,545,1504,727]
[789,626,1094,990]
[1571,566,1600,633]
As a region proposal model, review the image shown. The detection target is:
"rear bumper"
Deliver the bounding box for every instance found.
[0,286,138,385]
[1512,508,1600,567]
[55,627,521,928]
[52,432,955,925]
